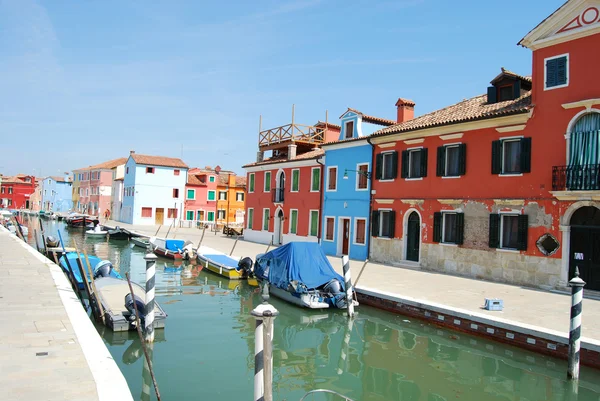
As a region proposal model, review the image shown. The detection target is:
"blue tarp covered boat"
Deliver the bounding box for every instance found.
[59,252,122,290]
[254,242,355,309]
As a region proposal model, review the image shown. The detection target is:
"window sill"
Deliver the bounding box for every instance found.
[405,177,423,181]
[439,242,459,247]
[499,173,523,177]
[544,83,569,91]
[441,176,461,179]
[352,242,367,246]
[496,248,520,253]
[378,179,395,183]
[373,236,393,240]
[323,238,334,242]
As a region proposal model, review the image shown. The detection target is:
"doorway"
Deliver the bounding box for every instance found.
[569,206,600,291]
[274,209,284,245]
[406,211,420,262]
[155,208,164,225]
[25,200,30,209]
[342,218,350,255]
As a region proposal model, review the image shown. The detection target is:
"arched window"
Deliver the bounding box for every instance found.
[569,112,600,167]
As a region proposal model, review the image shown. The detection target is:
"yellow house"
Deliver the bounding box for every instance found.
[216,171,246,227]
[71,169,82,211]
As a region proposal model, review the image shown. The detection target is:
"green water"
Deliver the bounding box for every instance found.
[24,218,600,401]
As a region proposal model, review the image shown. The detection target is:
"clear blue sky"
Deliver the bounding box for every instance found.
[0,0,563,177]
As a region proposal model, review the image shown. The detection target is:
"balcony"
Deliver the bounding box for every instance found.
[272,188,284,203]
[259,123,326,151]
[552,164,600,191]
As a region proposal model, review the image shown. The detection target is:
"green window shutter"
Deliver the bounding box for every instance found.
[458,143,467,176]
[187,189,194,199]
[487,86,497,104]
[489,214,500,248]
[263,210,269,231]
[420,148,428,177]
[401,150,409,178]
[371,210,380,237]
[292,170,299,191]
[208,211,215,222]
[186,211,194,220]
[375,153,383,180]
[312,169,320,191]
[208,191,215,201]
[456,213,465,245]
[436,146,445,177]
[391,151,399,179]
[546,59,557,87]
[290,210,297,234]
[520,137,532,173]
[513,79,521,99]
[248,209,253,229]
[433,212,442,242]
[249,174,255,192]
[310,211,319,236]
[556,57,567,85]
[517,214,528,251]
[388,211,396,238]
[491,140,502,174]
[265,172,271,191]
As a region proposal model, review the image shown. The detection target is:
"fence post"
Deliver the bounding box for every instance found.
[144,253,158,343]
[342,255,355,318]
[251,283,279,401]
[568,267,586,381]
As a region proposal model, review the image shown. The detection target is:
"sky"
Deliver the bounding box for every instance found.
[0,0,565,177]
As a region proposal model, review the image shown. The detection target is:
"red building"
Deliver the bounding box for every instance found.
[0,174,36,209]
[184,167,219,225]
[368,0,600,291]
[243,120,340,245]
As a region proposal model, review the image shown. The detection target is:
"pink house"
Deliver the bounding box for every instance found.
[74,157,127,217]
[184,167,219,224]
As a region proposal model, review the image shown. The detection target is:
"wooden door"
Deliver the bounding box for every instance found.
[342,219,350,255]
[406,212,420,262]
[155,208,164,225]
[198,210,204,221]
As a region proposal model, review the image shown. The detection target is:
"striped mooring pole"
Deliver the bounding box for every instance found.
[251,282,279,401]
[144,253,158,343]
[337,317,354,375]
[141,343,153,401]
[342,255,355,318]
[568,267,586,381]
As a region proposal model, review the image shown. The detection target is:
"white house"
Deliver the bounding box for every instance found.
[120,151,189,226]
[111,163,125,219]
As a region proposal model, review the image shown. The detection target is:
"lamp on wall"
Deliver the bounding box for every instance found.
[343,169,372,180]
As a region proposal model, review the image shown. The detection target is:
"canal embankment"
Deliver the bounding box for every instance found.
[0,225,133,401]
[105,219,600,369]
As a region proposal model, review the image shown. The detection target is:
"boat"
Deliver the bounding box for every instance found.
[58,253,122,290]
[106,226,130,240]
[66,213,98,228]
[149,237,194,260]
[86,225,109,237]
[94,276,167,332]
[253,242,358,310]
[195,245,250,280]
[6,221,28,236]
[130,237,150,250]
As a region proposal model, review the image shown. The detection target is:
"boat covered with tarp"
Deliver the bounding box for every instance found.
[253,242,357,309]
[59,252,122,290]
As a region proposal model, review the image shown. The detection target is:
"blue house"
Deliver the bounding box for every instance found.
[320,108,396,260]
[41,175,73,212]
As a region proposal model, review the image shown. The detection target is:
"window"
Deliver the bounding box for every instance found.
[217,209,226,220]
[311,168,320,191]
[168,208,178,219]
[207,190,216,201]
[236,192,244,201]
[209,176,216,183]
[262,209,270,231]
[433,212,464,244]
[0,188,4,194]
[325,217,334,241]
[146,167,154,174]
[371,210,395,238]
[401,148,427,179]
[345,121,354,139]
[186,210,194,220]
[126,167,129,174]
[207,211,215,222]
[247,208,254,229]
[327,167,337,191]
[498,85,513,102]
[309,210,319,237]
[249,173,255,193]
[264,172,271,192]
[8,199,12,206]
[8,187,13,194]
[376,152,398,180]
[187,189,195,200]
[436,144,466,177]
[491,137,531,175]
[141,207,152,218]
[289,210,298,234]
[545,54,568,90]
[355,219,366,244]
[173,188,179,198]
[489,213,528,250]
[357,164,369,189]
[219,191,227,200]
[291,169,300,192]
[174,169,180,176]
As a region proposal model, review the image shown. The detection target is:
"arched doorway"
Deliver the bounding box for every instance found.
[273,208,284,245]
[569,206,600,290]
[406,211,420,262]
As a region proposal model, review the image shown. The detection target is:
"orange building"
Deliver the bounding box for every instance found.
[215,168,247,228]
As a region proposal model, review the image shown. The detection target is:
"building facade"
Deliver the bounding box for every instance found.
[111,164,125,220]
[74,158,126,216]
[364,0,600,291]
[243,119,339,245]
[29,179,42,211]
[184,167,219,225]
[216,170,247,227]
[0,174,36,209]
[120,152,189,226]
[41,175,73,212]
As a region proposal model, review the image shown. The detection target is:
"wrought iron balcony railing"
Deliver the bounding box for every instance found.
[272,188,285,203]
[552,164,600,191]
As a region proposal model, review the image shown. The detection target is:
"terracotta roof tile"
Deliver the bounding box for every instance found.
[396,98,416,107]
[187,174,206,186]
[1,174,35,184]
[74,157,128,172]
[314,121,342,130]
[243,148,324,168]
[130,154,188,169]
[341,108,397,126]
[49,176,72,183]
[490,67,532,84]
[235,176,246,187]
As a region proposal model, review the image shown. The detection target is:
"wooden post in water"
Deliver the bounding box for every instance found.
[38,216,48,255]
[72,242,94,312]
[10,215,25,241]
[265,238,273,254]
[57,231,80,293]
[83,250,104,324]
[196,226,206,251]
[229,234,239,256]
[154,225,162,237]
[33,229,41,253]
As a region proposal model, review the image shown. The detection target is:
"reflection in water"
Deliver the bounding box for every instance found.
[26,220,600,401]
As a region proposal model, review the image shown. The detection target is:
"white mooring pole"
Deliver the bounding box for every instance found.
[568,267,586,381]
[252,282,279,401]
[144,253,157,343]
[342,255,355,318]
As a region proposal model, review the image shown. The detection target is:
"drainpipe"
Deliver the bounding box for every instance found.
[316,156,324,241]
[366,137,376,259]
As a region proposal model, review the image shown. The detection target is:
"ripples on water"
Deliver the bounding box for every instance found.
[23,218,600,401]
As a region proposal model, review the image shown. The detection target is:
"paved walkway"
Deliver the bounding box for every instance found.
[107,220,600,347]
[0,227,132,400]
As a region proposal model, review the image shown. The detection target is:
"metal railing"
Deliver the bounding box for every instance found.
[272,188,285,203]
[299,389,357,401]
[552,164,600,191]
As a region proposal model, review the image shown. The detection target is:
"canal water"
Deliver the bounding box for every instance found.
[22,217,600,401]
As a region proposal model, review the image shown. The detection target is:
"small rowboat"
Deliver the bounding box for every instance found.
[86,225,109,237]
[149,237,193,260]
[130,237,150,249]
[196,245,247,280]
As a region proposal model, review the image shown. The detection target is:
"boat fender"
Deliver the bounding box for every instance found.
[124,293,146,324]
[94,260,114,278]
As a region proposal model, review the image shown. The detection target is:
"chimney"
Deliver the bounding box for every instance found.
[396,98,416,123]
[64,172,70,182]
[256,151,264,163]
[287,144,297,160]
[130,150,135,154]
